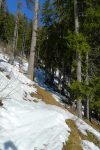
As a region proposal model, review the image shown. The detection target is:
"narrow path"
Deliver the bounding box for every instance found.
[63,119,82,150]
[32,86,83,149]
[31,85,100,149]
[33,85,100,131]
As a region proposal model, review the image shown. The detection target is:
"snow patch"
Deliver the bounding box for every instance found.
[81,140,100,150]
[53,91,100,141]
[0,53,70,150]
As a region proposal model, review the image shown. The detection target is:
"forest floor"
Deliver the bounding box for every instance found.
[32,85,100,131]
[32,85,100,150]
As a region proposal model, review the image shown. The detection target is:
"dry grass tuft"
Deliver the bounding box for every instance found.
[31,85,63,107]
[63,119,83,150]
[79,130,100,148]
[31,85,100,150]
[84,118,100,132]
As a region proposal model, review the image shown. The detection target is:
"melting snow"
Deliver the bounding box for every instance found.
[82,140,100,150]
[0,52,100,150]
[0,53,70,150]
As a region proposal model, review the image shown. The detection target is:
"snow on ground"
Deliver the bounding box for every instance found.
[65,110,100,141]
[35,68,67,105]
[53,93,100,141]
[0,99,70,150]
[35,67,47,88]
[0,53,9,62]
[0,52,100,150]
[0,53,70,150]
[82,140,100,150]
[35,68,100,139]
[53,92,100,142]
[35,67,100,149]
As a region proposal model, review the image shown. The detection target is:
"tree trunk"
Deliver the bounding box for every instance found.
[21,27,26,57]
[9,0,21,64]
[12,20,18,61]
[86,52,89,119]
[74,0,82,118]
[27,0,39,80]
[9,18,18,64]
[77,53,82,118]
[0,0,2,8]
[58,71,62,93]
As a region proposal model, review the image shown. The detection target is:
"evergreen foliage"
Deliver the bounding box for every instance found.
[0,0,99,120]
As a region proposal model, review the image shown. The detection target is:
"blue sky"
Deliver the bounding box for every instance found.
[7,0,45,20]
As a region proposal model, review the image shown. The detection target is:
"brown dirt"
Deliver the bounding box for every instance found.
[79,131,100,148]
[31,84,100,150]
[84,119,100,132]
[63,119,83,150]
[31,85,63,108]
[31,85,83,150]
[32,85,100,131]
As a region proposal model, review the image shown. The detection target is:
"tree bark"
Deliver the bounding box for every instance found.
[9,18,18,64]
[74,0,82,118]
[9,0,20,64]
[27,0,39,80]
[0,0,2,8]
[21,26,26,57]
[12,20,18,61]
[86,52,89,119]
[77,53,82,118]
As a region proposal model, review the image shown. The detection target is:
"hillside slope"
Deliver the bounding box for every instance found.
[0,52,100,150]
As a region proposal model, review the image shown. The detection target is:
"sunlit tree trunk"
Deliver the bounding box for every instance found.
[27,0,39,80]
[74,0,82,118]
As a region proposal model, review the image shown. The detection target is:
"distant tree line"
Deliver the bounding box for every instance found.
[0,0,32,58]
